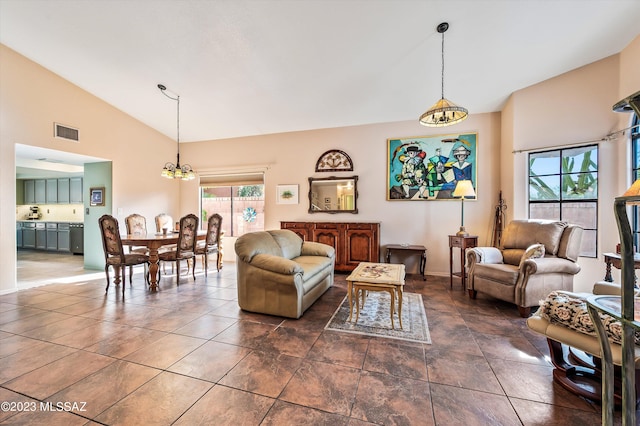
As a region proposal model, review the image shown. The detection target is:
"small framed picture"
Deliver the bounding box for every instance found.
[90,187,105,206]
[276,184,299,204]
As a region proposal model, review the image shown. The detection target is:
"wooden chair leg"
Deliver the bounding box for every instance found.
[105,266,110,292]
[192,256,196,280]
[204,254,208,277]
[176,260,181,285]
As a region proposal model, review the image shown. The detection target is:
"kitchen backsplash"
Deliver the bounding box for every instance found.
[16,204,84,222]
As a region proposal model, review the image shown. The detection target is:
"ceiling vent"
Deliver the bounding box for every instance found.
[54,123,79,142]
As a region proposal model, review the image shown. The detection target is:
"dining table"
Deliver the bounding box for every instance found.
[121,230,207,291]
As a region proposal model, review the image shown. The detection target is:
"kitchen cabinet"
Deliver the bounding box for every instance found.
[46,179,58,203]
[21,178,82,205]
[16,223,22,248]
[57,223,70,252]
[35,223,46,249]
[57,178,70,204]
[280,221,380,272]
[22,222,36,248]
[70,177,83,203]
[24,180,35,204]
[34,179,46,204]
[46,223,57,250]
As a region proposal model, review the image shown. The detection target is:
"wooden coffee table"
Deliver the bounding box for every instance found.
[345,262,406,329]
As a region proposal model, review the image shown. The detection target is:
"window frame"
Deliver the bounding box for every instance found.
[527,144,599,258]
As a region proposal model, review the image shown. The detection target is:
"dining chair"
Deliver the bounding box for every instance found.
[158,214,199,284]
[155,213,174,233]
[99,214,150,296]
[124,213,149,276]
[195,213,222,276]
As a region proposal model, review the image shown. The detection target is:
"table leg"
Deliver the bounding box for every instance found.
[386,248,391,263]
[604,259,613,282]
[397,286,403,329]
[347,280,354,322]
[388,288,395,329]
[460,248,466,289]
[114,265,122,285]
[147,248,160,291]
[449,246,454,288]
[420,250,426,281]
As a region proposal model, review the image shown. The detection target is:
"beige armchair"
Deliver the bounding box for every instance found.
[467,220,583,317]
[235,229,335,319]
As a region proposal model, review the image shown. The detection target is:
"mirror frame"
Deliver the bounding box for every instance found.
[308,175,358,214]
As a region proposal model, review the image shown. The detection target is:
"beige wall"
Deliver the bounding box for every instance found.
[2,33,639,294]
[181,114,501,277]
[0,44,182,293]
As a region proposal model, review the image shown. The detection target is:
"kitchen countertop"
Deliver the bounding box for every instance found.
[17,220,84,224]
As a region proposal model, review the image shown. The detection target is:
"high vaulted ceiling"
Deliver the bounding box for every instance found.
[1,0,640,143]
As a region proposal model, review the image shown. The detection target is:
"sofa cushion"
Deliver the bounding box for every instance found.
[519,243,545,268]
[502,249,525,266]
[538,290,640,345]
[473,263,519,286]
[294,255,334,293]
[502,220,567,255]
[268,230,303,260]
[235,231,283,263]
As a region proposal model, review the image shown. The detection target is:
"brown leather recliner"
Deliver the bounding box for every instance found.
[466,220,583,317]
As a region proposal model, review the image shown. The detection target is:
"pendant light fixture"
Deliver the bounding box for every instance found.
[419,22,468,127]
[158,83,196,180]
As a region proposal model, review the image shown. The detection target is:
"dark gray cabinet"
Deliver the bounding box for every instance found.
[16,223,22,248]
[24,180,35,204]
[35,223,46,249]
[22,222,35,248]
[57,178,70,203]
[46,179,58,203]
[57,223,70,252]
[46,223,57,250]
[34,179,46,204]
[70,178,83,203]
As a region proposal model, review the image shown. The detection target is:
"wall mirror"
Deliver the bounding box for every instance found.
[308,176,358,214]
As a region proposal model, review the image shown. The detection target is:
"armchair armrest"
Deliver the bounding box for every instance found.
[520,257,581,275]
[248,253,304,275]
[301,241,335,258]
[467,247,504,265]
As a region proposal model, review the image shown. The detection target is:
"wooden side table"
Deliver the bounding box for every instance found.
[449,235,478,289]
[386,244,427,281]
[603,252,640,282]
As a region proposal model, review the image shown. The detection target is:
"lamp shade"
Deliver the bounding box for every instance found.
[623,179,640,197]
[420,98,468,127]
[453,180,476,198]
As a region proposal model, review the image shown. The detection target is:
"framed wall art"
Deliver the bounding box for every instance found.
[276,184,299,204]
[387,132,477,200]
[89,187,105,206]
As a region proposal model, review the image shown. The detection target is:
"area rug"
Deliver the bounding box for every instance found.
[325,292,431,344]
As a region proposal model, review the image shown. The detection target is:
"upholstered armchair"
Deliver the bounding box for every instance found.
[466,220,583,317]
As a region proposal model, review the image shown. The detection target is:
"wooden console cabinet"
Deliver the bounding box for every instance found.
[281,221,380,272]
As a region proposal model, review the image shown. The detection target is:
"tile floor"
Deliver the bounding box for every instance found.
[0,250,621,425]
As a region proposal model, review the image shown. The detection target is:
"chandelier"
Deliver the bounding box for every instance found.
[419,22,468,127]
[158,84,196,180]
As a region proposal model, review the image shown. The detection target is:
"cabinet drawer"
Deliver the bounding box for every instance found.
[315,223,339,229]
[46,223,58,229]
[347,223,377,230]
[280,222,308,229]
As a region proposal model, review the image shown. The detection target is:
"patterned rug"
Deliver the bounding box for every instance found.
[325,292,431,344]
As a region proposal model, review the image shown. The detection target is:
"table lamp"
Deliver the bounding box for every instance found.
[452,180,476,237]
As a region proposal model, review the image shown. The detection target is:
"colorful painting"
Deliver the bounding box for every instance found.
[387,133,477,200]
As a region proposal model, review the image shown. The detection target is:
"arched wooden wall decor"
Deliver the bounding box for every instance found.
[315,149,354,172]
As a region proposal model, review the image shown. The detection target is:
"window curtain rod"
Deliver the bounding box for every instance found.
[512,123,639,154]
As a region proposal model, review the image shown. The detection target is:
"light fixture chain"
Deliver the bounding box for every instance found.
[441,29,445,100]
